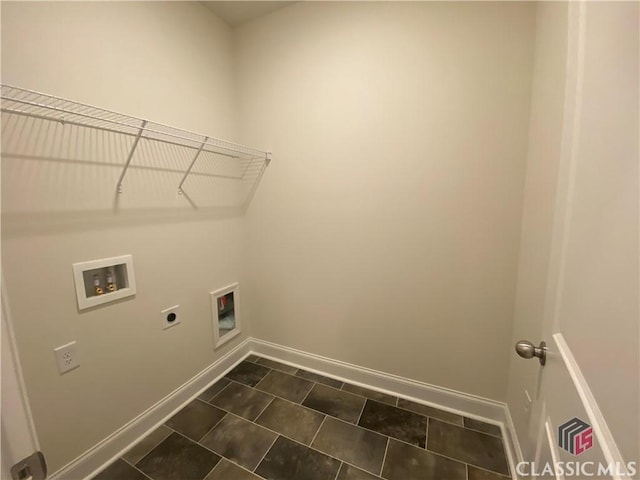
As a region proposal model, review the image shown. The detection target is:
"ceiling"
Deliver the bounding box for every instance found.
[202,1,293,27]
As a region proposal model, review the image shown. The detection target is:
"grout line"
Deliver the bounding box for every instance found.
[252,434,280,473]
[307,413,327,446]
[299,380,318,405]
[296,369,348,390]
[202,458,223,480]
[332,461,344,480]
[180,389,500,478]
[461,424,503,439]
[252,373,272,392]
[422,442,508,476]
[149,367,508,480]
[309,415,328,447]
[222,457,265,478]
[379,437,390,477]
[253,395,276,423]
[194,397,217,407]
[425,417,430,450]
[465,463,511,479]
[355,398,368,425]
[190,407,386,480]
[466,463,469,480]
[119,456,155,480]
[205,380,233,404]
[119,426,172,466]
[195,411,229,443]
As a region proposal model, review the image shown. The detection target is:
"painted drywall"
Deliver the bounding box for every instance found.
[554,1,639,463]
[235,2,536,401]
[505,2,568,460]
[1,2,249,473]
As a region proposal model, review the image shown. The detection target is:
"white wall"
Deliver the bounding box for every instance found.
[235,1,536,401]
[1,2,247,473]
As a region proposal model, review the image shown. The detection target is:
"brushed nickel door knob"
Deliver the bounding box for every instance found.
[515,340,547,366]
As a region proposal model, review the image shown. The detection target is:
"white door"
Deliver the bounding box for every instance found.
[1,287,47,479]
[517,1,638,479]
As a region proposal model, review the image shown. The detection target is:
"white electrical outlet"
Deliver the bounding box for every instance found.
[161,305,181,330]
[54,341,79,374]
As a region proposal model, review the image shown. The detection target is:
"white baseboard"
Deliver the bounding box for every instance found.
[49,336,522,480]
[49,338,252,480]
[248,338,521,479]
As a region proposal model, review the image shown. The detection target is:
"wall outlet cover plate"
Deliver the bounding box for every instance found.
[161,305,181,330]
[54,341,80,374]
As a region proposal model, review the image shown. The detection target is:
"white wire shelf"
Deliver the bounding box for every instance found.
[0,84,271,195]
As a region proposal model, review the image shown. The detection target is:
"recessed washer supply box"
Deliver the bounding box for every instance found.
[72,255,136,310]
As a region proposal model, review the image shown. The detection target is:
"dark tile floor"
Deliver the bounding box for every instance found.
[93,356,511,480]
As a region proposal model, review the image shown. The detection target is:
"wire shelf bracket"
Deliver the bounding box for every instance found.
[0,84,272,199]
[117,120,148,194]
[178,136,208,195]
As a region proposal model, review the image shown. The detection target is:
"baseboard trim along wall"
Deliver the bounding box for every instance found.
[50,338,252,480]
[51,337,522,480]
[250,338,522,479]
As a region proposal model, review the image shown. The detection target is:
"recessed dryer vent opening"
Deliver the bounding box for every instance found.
[211,283,241,349]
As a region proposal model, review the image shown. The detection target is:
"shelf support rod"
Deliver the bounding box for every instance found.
[117,120,147,194]
[178,137,208,194]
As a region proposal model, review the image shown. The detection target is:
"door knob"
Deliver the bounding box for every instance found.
[515,340,547,366]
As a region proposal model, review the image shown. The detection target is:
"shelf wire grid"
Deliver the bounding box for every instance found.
[0,84,270,197]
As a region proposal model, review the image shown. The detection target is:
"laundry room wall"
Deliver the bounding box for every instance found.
[1,1,247,473]
[235,1,537,401]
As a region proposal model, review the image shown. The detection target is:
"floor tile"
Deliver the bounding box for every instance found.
[225,361,271,387]
[336,463,381,480]
[246,354,261,363]
[381,439,466,480]
[256,397,325,445]
[467,465,511,480]
[302,383,366,423]
[204,458,262,480]
[342,384,397,406]
[427,419,510,476]
[164,400,226,442]
[198,378,231,402]
[256,357,299,374]
[200,414,277,470]
[312,417,387,475]
[123,425,172,465]
[397,398,464,426]
[136,432,220,480]
[255,370,314,403]
[209,381,274,421]
[295,369,344,389]
[93,459,148,480]
[464,418,502,437]
[358,400,427,447]
[255,436,341,480]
